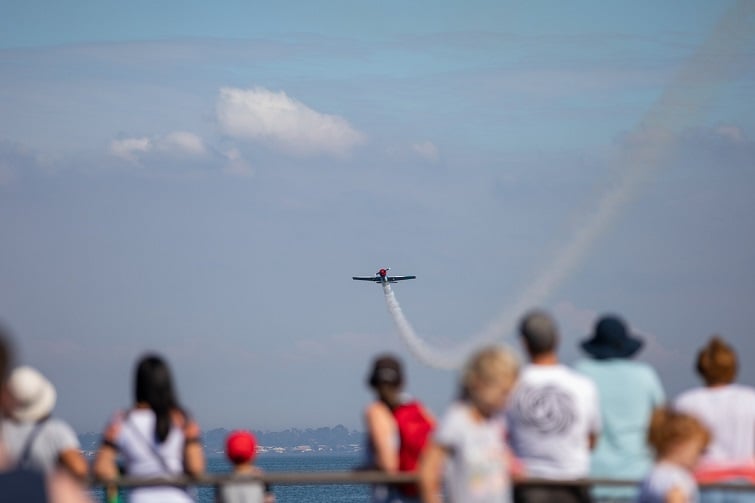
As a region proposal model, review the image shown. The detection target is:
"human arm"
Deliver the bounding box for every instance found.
[182,418,205,477]
[93,416,121,482]
[418,441,447,503]
[365,401,398,472]
[51,420,89,482]
[92,442,119,482]
[59,448,89,481]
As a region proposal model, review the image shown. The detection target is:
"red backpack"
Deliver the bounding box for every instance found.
[392,401,434,496]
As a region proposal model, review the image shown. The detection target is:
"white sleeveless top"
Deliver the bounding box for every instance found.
[111,409,193,503]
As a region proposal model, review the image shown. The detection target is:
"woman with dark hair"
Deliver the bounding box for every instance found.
[94,353,205,503]
[363,354,434,503]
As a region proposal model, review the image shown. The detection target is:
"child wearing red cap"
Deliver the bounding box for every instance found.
[218,430,274,503]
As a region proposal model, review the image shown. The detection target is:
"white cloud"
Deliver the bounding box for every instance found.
[109,131,207,163]
[110,137,151,162]
[216,87,365,157]
[159,131,207,156]
[412,141,439,161]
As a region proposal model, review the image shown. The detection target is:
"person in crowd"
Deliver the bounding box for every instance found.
[419,345,520,503]
[674,336,755,499]
[638,408,710,503]
[218,429,274,503]
[575,315,665,501]
[94,353,205,503]
[0,324,92,503]
[506,309,601,503]
[363,353,435,503]
[1,365,88,480]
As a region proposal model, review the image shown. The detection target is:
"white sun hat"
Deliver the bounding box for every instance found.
[8,366,57,422]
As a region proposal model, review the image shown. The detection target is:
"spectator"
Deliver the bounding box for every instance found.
[0,324,92,503]
[363,353,434,503]
[674,336,755,498]
[575,315,665,501]
[217,430,274,503]
[93,353,205,503]
[1,366,88,480]
[638,408,710,503]
[419,345,520,503]
[506,310,601,503]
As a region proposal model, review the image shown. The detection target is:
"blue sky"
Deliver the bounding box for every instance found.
[1,1,753,434]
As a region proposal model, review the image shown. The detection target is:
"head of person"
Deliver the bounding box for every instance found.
[226,430,257,466]
[6,366,57,423]
[518,310,559,360]
[461,346,520,418]
[367,354,404,405]
[134,353,181,443]
[580,314,643,360]
[648,408,710,470]
[696,336,737,387]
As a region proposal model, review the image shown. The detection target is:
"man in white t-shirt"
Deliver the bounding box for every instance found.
[505,310,601,503]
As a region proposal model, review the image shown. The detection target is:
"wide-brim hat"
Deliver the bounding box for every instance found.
[581,316,643,360]
[8,366,57,422]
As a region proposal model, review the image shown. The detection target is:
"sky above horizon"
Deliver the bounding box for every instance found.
[1,1,754,434]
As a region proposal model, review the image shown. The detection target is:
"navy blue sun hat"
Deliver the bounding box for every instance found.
[581,315,643,359]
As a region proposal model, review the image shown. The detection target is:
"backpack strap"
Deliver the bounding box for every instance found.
[17,417,50,470]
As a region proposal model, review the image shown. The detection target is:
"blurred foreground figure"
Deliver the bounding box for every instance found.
[94,353,205,503]
[675,336,755,502]
[419,345,520,503]
[0,324,92,503]
[506,310,601,503]
[1,366,88,480]
[575,315,665,502]
[638,408,710,503]
[364,353,435,503]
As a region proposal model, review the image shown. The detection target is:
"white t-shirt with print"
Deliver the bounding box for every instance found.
[674,384,755,466]
[637,461,698,503]
[435,401,511,503]
[505,364,601,480]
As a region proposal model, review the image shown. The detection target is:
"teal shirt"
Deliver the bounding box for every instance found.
[574,359,665,481]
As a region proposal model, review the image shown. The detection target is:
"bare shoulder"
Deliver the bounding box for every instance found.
[365,401,392,419]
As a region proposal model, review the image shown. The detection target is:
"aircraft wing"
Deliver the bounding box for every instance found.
[352,276,381,282]
[387,275,416,282]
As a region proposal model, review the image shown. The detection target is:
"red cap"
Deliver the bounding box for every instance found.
[226,430,257,464]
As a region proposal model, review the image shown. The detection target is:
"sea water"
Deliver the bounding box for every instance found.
[91,453,370,502]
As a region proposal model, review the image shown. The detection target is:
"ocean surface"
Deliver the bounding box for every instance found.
[90,453,370,502]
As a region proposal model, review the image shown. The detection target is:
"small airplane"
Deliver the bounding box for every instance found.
[353,267,416,284]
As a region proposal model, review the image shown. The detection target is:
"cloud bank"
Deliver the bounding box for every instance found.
[216,87,365,157]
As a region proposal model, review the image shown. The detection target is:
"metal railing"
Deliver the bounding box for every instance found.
[90,471,755,492]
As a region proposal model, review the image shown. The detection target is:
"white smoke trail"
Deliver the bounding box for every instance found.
[382,283,462,368]
[383,1,755,370]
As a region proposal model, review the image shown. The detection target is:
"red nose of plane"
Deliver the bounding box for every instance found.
[379,268,387,277]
